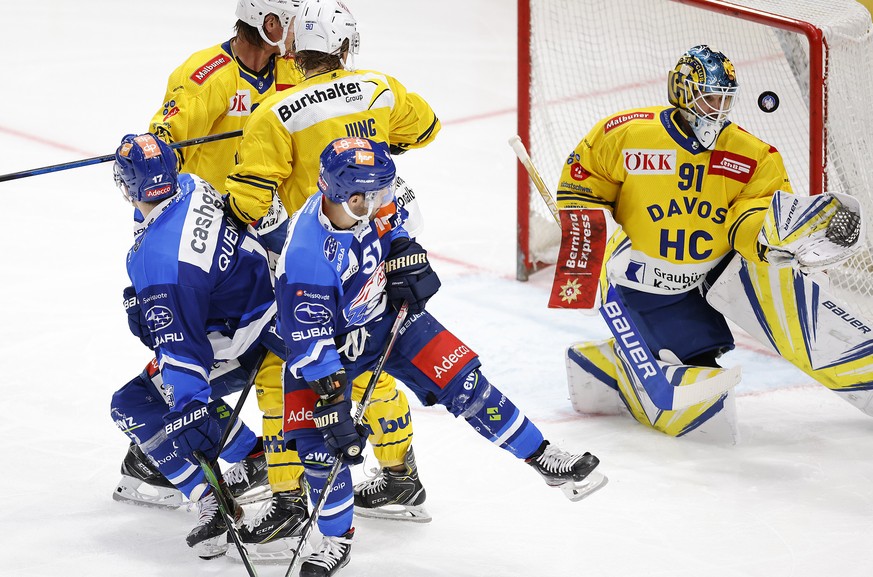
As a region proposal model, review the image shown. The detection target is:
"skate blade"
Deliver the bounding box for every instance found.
[559,471,608,502]
[191,535,229,560]
[354,503,432,523]
[233,485,272,506]
[226,536,310,565]
[113,475,184,510]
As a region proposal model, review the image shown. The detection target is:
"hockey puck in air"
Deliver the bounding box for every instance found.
[757,91,779,113]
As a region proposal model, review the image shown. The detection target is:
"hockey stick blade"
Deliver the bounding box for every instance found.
[194,451,259,577]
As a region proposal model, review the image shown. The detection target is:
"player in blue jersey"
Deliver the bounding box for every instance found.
[109,133,303,559]
[275,137,607,577]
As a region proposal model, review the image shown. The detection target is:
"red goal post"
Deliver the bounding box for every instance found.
[516,0,873,313]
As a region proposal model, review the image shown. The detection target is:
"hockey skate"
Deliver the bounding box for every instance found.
[113,443,184,509]
[526,441,608,502]
[223,450,271,505]
[353,447,431,523]
[300,528,354,577]
[230,489,310,564]
[113,443,271,509]
[187,489,242,560]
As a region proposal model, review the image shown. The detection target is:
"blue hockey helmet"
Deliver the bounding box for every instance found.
[317,137,395,220]
[113,133,178,203]
[668,45,739,149]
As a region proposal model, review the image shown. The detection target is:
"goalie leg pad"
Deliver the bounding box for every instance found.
[707,254,873,415]
[612,346,740,443]
[566,339,626,415]
[835,390,873,417]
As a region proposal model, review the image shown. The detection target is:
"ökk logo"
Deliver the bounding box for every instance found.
[146,306,174,330]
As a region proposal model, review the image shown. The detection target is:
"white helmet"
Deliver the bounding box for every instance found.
[236,0,301,56]
[294,0,360,68]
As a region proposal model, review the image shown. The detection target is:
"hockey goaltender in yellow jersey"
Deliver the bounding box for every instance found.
[556,105,792,294]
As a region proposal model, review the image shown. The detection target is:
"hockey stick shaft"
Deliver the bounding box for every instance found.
[508,135,560,226]
[508,135,737,410]
[213,348,268,467]
[194,451,259,577]
[0,129,242,183]
[188,349,267,576]
[284,302,410,577]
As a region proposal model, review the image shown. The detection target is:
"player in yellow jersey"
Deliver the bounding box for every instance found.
[225,0,441,527]
[558,45,864,443]
[149,1,302,191]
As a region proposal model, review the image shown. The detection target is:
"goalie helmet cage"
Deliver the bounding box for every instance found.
[517,0,873,314]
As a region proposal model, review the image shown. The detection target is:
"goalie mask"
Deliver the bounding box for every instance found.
[668,45,739,150]
[318,137,395,222]
[294,0,360,69]
[114,133,178,204]
[236,0,301,57]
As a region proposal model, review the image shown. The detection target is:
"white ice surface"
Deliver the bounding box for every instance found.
[1,2,871,576]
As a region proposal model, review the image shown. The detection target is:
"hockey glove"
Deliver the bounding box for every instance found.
[220,193,255,231]
[123,286,155,349]
[385,237,441,314]
[758,190,865,272]
[312,398,366,464]
[163,401,222,464]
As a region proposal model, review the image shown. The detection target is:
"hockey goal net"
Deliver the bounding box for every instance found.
[517,0,873,312]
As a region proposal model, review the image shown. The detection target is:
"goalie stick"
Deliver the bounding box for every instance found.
[509,135,740,410]
[284,302,410,577]
[0,129,242,183]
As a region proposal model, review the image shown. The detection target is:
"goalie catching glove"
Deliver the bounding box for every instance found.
[385,237,440,313]
[757,190,864,272]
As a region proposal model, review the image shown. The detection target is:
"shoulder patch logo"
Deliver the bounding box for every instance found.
[604,112,654,133]
[190,54,231,85]
[709,150,757,183]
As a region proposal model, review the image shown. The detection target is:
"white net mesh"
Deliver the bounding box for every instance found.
[523,0,873,314]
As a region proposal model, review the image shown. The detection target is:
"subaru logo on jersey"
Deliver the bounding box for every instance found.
[323,235,339,261]
[145,305,174,330]
[622,149,676,174]
[294,301,333,325]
